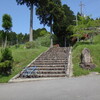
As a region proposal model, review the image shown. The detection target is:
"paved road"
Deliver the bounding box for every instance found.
[0,75,100,100]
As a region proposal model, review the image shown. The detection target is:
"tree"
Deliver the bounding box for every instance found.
[36,0,64,47]
[53,4,75,46]
[16,0,48,42]
[33,28,49,39]
[8,31,17,45]
[72,15,100,44]
[2,14,12,47]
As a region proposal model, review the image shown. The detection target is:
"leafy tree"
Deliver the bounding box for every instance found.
[2,14,12,47]
[72,15,100,44]
[0,30,5,46]
[16,0,48,42]
[53,4,75,46]
[23,33,29,43]
[36,0,64,47]
[8,32,17,45]
[33,28,49,39]
[17,33,24,44]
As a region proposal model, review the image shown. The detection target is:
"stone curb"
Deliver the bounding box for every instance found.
[9,77,67,83]
[66,47,73,77]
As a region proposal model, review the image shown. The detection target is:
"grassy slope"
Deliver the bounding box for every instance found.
[0,45,48,83]
[72,34,100,76]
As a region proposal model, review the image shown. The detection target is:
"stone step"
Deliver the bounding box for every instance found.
[36,70,65,74]
[19,47,70,78]
[29,65,66,67]
[36,74,66,77]
[35,60,68,62]
[36,67,65,70]
[32,62,68,65]
[20,72,66,78]
[36,59,68,60]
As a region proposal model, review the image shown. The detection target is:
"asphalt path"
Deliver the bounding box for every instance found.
[0,75,100,100]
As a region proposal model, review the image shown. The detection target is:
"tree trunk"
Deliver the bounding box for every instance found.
[50,19,53,47]
[2,40,4,48]
[29,4,33,42]
[4,35,7,48]
[64,37,66,47]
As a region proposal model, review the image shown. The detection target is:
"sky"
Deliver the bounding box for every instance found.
[0,0,100,34]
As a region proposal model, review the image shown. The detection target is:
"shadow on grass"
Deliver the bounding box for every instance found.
[0,74,10,78]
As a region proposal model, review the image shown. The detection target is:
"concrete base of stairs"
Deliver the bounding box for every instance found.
[9,77,68,83]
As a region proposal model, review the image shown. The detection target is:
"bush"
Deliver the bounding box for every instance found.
[1,48,13,62]
[15,44,20,48]
[36,34,51,47]
[25,34,57,48]
[0,48,13,75]
[0,60,13,75]
[25,41,40,49]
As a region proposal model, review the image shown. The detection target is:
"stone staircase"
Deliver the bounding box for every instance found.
[19,47,70,78]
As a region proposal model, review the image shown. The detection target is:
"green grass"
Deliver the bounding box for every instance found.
[72,34,100,76]
[0,45,48,83]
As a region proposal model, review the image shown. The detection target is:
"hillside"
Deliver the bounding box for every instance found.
[0,46,48,82]
[72,34,100,76]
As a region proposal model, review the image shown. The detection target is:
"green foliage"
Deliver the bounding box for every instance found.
[0,60,13,75]
[53,4,75,46]
[1,48,13,62]
[71,15,100,44]
[0,48,13,75]
[2,14,12,31]
[26,33,56,48]
[15,44,20,48]
[36,0,64,38]
[25,41,38,49]
[33,28,49,39]
[36,34,51,47]
[16,0,48,7]
[2,14,13,47]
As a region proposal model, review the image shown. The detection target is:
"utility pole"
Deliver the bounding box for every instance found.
[80,1,85,16]
[73,15,79,42]
[76,15,78,26]
[76,15,79,42]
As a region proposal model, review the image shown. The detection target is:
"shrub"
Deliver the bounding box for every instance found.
[15,44,20,48]
[0,48,13,75]
[36,34,51,47]
[25,41,39,49]
[0,60,13,75]
[0,48,13,62]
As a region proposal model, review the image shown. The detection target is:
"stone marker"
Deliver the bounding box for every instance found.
[80,48,96,70]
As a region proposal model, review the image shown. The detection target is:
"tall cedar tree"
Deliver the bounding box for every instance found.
[16,0,48,42]
[2,14,12,47]
[53,4,75,46]
[36,0,65,46]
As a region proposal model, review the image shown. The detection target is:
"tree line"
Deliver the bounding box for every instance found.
[0,28,50,46]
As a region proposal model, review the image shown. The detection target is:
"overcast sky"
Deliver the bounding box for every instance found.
[0,0,100,34]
